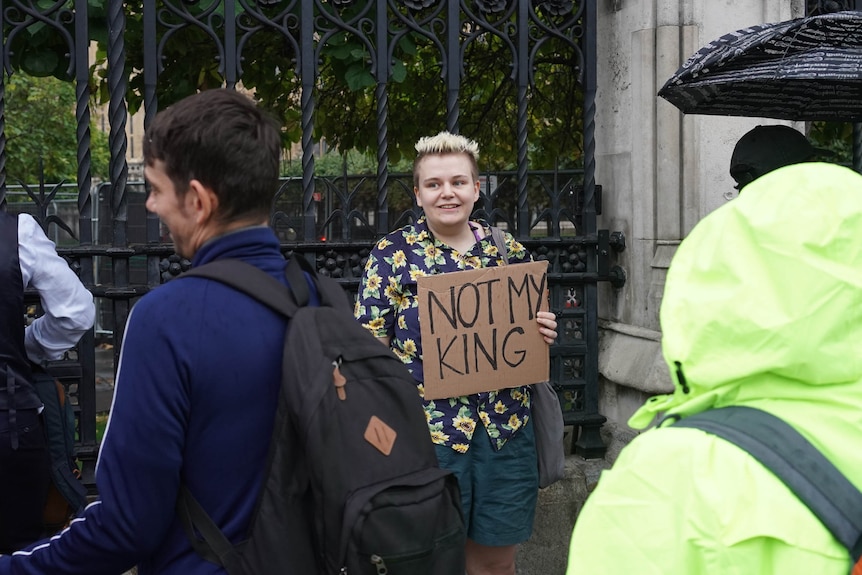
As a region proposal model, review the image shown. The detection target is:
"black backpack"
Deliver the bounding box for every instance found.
[177,255,466,575]
[670,406,862,575]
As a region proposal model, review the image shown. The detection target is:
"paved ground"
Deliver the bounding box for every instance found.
[93,348,621,575]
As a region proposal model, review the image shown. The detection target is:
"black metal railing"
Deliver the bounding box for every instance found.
[1,0,623,491]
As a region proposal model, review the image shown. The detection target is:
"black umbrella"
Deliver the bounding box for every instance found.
[658,11,862,121]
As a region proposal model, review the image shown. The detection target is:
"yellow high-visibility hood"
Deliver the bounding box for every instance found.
[630,162,862,429]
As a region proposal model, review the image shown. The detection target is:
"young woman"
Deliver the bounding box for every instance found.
[354,131,557,575]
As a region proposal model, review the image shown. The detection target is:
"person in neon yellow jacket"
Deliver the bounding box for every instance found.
[567,162,862,575]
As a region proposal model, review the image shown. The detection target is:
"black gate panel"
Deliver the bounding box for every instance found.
[0,0,623,490]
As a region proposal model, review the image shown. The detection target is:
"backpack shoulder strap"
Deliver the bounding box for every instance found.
[181,258,301,317]
[175,257,302,575]
[671,406,862,567]
[489,226,509,265]
[284,252,353,312]
[183,255,351,313]
[176,485,248,575]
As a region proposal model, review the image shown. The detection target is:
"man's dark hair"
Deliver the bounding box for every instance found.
[143,89,282,223]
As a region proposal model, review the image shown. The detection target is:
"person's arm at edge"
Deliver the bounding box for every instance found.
[0,301,186,575]
[18,214,95,364]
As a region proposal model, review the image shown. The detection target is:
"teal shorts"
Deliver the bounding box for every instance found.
[435,419,538,546]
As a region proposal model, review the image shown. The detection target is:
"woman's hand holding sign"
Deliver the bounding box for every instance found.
[537,310,558,345]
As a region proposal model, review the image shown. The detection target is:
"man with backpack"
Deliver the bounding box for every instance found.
[0,210,94,554]
[0,89,299,574]
[566,161,862,574]
[1,88,464,575]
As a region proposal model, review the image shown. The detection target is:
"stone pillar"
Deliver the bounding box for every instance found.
[519,4,810,573]
[593,0,804,433]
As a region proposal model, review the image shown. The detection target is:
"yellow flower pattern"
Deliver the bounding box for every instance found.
[402,339,417,357]
[384,277,401,305]
[376,237,393,250]
[430,430,450,444]
[408,267,427,282]
[365,317,385,334]
[507,414,522,431]
[390,249,407,269]
[453,414,477,436]
[354,216,533,451]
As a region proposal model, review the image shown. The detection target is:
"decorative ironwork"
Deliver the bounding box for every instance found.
[0,76,5,209]
[1,0,623,489]
[403,0,437,11]
[475,0,509,14]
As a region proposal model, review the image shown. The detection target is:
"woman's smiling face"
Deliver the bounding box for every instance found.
[413,152,480,234]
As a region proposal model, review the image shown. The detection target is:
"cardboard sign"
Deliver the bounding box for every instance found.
[417,261,550,400]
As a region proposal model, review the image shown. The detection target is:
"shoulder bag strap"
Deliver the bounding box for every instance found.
[672,405,862,571]
[489,226,509,265]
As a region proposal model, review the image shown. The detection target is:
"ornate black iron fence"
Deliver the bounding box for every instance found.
[1,0,623,491]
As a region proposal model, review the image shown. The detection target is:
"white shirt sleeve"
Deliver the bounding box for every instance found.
[18,213,96,364]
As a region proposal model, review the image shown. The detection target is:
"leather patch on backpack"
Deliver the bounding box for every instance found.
[364,415,397,456]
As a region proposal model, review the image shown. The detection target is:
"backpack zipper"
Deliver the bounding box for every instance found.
[370,554,388,574]
[333,358,347,400]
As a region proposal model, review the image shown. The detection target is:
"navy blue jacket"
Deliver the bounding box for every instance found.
[0,227,305,574]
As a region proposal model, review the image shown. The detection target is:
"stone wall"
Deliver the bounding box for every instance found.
[456,4,814,573]
[520,2,809,572]
[594,0,804,432]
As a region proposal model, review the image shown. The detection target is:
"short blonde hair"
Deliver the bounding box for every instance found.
[413,131,480,187]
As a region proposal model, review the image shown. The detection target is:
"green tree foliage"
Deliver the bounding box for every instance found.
[4,73,110,184]
[309,30,583,170]
[5,2,583,176]
[809,122,853,167]
[284,149,373,178]
[86,2,583,171]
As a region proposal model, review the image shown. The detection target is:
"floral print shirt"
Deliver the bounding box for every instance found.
[354,216,534,452]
